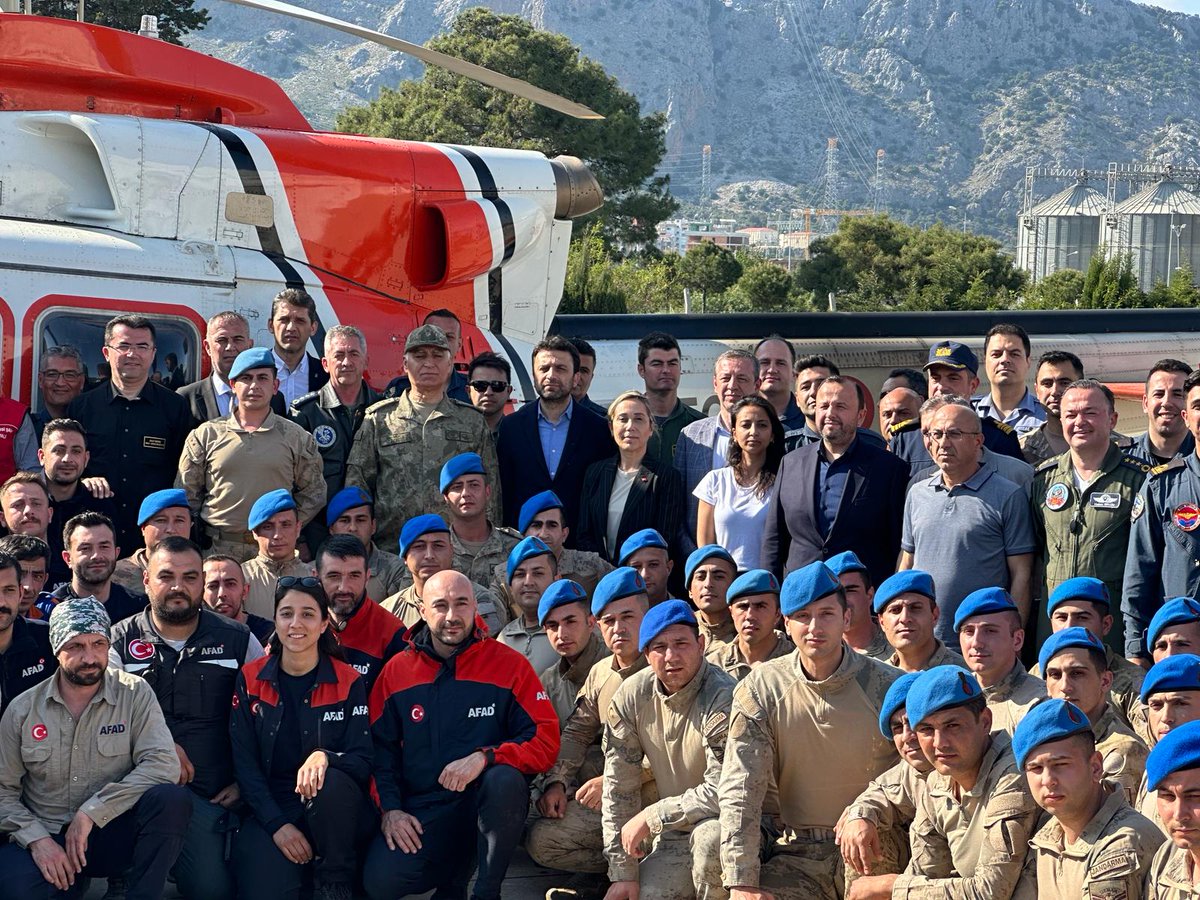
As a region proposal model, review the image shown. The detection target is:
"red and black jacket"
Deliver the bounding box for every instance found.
[369,623,559,813]
[333,598,407,696]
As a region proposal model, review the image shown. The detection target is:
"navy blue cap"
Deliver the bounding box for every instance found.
[924,340,977,374]
[1037,626,1106,677]
[953,586,1019,632]
[1012,699,1093,769]
[398,514,450,558]
[325,486,373,527]
[618,528,668,565]
[537,579,589,627]
[507,536,554,584]
[638,598,698,653]
[906,665,981,727]
[1148,598,1200,650]
[1147,720,1200,790]
[685,545,737,588]
[826,551,868,578]
[1047,577,1110,615]
[1140,654,1200,702]
[519,491,564,534]
[591,567,648,616]
[727,569,781,606]
[873,570,936,614]
[248,489,296,531]
[229,347,276,381]
[780,561,840,617]
[137,488,189,527]
[439,453,486,493]
[879,672,923,739]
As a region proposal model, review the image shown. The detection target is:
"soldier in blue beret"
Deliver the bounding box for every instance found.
[497,491,613,602]
[618,528,672,606]
[707,569,792,682]
[324,486,407,604]
[240,490,314,619]
[438,453,521,589]
[1142,721,1200,892]
[827,550,890,662]
[873,569,965,673]
[686,544,738,653]
[1134,655,1200,830]
[536,580,608,726]
[1148,598,1200,664]
[496,537,559,675]
[111,488,192,595]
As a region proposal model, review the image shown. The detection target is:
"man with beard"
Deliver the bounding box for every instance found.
[109,536,262,900]
[1020,351,1084,466]
[0,551,56,712]
[0,596,188,899]
[112,489,193,595]
[37,419,116,586]
[42,512,144,624]
[0,473,58,583]
[201,555,274,644]
[0,535,50,619]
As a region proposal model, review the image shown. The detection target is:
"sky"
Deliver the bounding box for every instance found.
[1134,0,1200,13]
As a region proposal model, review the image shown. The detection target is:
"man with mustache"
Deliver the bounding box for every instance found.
[0,551,55,712]
[41,512,144,625]
[0,534,50,619]
[0,473,56,581]
[201,555,274,645]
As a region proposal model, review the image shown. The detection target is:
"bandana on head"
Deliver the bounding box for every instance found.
[49,596,111,655]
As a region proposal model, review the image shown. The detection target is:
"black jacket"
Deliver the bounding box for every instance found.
[0,617,56,713]
[177,375,287,423]
[575,456,685,564]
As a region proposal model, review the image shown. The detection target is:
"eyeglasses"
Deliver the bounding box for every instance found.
[924,429,981,442]
[107,342,154,355]
[277,576,320,589]
[41,370,84,381]
[469,380,510,394]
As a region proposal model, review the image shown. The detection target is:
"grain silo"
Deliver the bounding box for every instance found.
[1017,178,1105,281]
[1102,177,1200,290]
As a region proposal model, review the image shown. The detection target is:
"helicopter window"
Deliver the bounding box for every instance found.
[32,309,200,409]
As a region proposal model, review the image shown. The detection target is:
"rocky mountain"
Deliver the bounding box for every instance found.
[187,0,1200,237]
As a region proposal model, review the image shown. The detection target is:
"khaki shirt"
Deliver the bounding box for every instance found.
[539,631,611,726]
[1135,770,1166,836]
[981,662,1047,735]
[452,525,520,588]
[367,543,407,605]
[844,758,929,832]
[497,616,558,677]
[887,639,967,673]
[380,580,506,636]
[111,548,149,595]
[345,393,499,549]
[1094,702,1149,805]
[1030,648,1147,739]
[719,644,900,887]
[1144,835,1200,899]
[490,547,615,613]
[706,631,794,682]
[0,669,177,846]
[698,615,737,655]
[241,553,314,619]
[177,410,326,530]
[893,732,1039,900]
[603,661,734,883]
[854,627,894,662]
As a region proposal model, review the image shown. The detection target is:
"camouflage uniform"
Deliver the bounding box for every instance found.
[981,662,1047,736]
[1145,839,1200,900]
[705,630,793,682]
[719,645,901,899]
[842,759,930,876]
[1031,648,1147,739]
[1135,771,1166,836]
[885,639,966,673]
[344,393,499,550]
[366,543,407,604]
[697,615,737,656]
[602,662,734,899]
[491,548,614,616]
[111,548,149,595]
[240,553,314,619]
[1019,423,1067,467]
[451,525,520,588]
[893,732,1039,900]
[1093,703,1150,806]
[539,632,611,726]
[854,627,893,662]
[380,580,505,636]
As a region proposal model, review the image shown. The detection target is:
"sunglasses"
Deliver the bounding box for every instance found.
[277,576,320,589]
[469,380,510,394]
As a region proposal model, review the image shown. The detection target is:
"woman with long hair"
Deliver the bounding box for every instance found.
[695,396,785,569]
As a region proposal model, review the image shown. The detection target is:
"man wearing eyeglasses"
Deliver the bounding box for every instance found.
[33,346,87,438]
[899,399,1036,647]
[68,315,197,552]
[465,352,513,442]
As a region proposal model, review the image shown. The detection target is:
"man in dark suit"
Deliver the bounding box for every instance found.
[178,311,286,421]
[268,288,328,407]
[764,375,909,587]
[497,336,615,544]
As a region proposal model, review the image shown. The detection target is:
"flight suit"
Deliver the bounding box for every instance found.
[539,632,611,726]
[885,639,966,673]
[1092,702,1149,805]
[602,661,734,900]
[1019,423,1067,467]
[240,553,313,619]
[981,662,1047,736]
[893,732,1039,900]
[380,580,505,636]
[698,615,737,655]
[705,631,794,682]
[451,524,521,588]
[719,645,900,899]
[841,759,930,876]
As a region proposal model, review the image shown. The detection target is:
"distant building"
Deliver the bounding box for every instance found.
[736,226,780,247]
[656,219,751,255]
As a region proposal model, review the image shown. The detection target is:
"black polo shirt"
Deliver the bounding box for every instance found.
[44,476,118,587]
[47,581,146,626]
[0,617,56,712]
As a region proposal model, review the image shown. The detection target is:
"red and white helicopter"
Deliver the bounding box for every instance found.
[0,0,604,407]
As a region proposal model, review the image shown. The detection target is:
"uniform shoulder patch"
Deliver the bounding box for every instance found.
[1088,850,1138,879]
[496,526,523,539]
[990,418,1015,435]
[1034,457,1060,474]
[703,710,729,739]
[1120,455,1152,473]
[1151,457,1186,477]
[888,418,917,436]
[291,390,320,408]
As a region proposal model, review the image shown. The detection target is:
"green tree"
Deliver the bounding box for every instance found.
[33,0,208,43]
[1080,253,1143,309]
[336,9,676,245]
[733,260,795,311]
[678,242,742,311]
[1023,268,1085,309]
[560,224,628,314]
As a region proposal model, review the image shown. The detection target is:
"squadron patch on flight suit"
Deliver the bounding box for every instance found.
[1173,504,1200,532]
[1044,483,1070,511]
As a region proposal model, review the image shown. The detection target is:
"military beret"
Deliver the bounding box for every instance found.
[879,671,923,739]
[248,489,297,531]
[953,586,1019,632]
[826,550,868,578]
[1037,626,1106,676]
[439,453,486,493]
[537,579,589,627]
[399,514,450,558]
[618,528,669,565]
[519,490,564,533]
[1047,577,1110,615]
[905,665,982,727]
[727,569,781,606]
[638,598,697,653]
[1012,698,1093,769]
[684,544,737,588]
[1147,598,1200,651]
[325,486,373,527]
[923,340,977,374]
[228,347,277,381]
[507,536,554,584]
[137,488,189,526]
[779,561,840,617]
[1147,720,1200,790]
[873,569,936,614]
[1140,654,1200,702]
[591,567,648,616]
[405,324,450,353]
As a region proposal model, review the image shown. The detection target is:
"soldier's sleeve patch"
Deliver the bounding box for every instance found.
[1086,881,1130,900]
[1131,494,1145,521]
[1088,850,1138,879]
[703,711,729,741]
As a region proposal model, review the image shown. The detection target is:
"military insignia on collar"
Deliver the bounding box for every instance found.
[1044,483,1070,511]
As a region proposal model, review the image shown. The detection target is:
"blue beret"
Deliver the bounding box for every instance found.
[1148,598,1200,650]
[1047,577,1110,615]
[137,489,189,526]
[507,536,553,584]
[325,486,373,527]
[1140,654,1200,702]
[727,569,781,606]
[879,672,923,739]
[398,514,449,558]
[618,528,668,565]
[1147,720,1200,790]
[439,453,486,494]
[873,570,936,614]
[906,665,981,727]
[519,491,564,534]
[826,551,868,578]
[780,561,840,617]
[685,545,737,588]
[247,489,296,531]
[591,567,648,616]
[638,599,698,653]
[537,579,589,627]
[1037,626,1106,675]
[924,340,977,373]
[228,347,276,381]
[953,586,1019,632]
[1012,699,1094,769]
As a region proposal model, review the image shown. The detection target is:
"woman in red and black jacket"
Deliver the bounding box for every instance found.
[229,576,376,900]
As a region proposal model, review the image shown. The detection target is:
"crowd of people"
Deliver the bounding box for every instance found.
[3,289,1200,899]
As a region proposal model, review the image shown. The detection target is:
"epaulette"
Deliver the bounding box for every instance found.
[1114,434,1135,449]
[1120,455,1152,474]
[888,418,918,436]
[1151,457,1187,477]
[987,418,1015,436]
[450,397,483,413]
[496,525,522,539]
[1035,457,1059,474]
[290,390,320,409]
